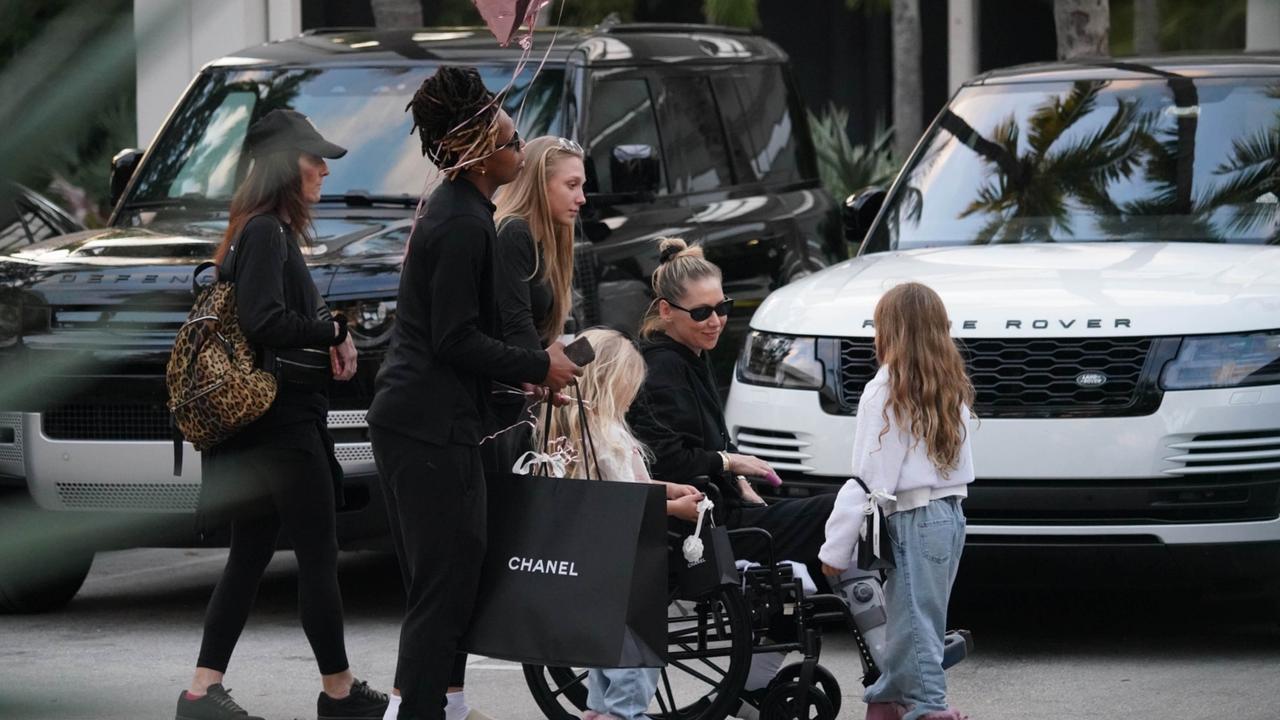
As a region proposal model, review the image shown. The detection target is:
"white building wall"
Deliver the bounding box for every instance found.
[134,0,301,148]
[1247,0,1280,51]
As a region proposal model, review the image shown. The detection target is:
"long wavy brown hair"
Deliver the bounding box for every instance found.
[494,137,585,343]
[213,148,311,265]
[873,282,975,475]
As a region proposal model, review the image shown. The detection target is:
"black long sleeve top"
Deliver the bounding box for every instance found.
[367,177,550,446]
[495,217,554,352]
[224,214,338,433]
[627,332,746,507]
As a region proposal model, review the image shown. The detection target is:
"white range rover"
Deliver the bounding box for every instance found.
[725,57,1280,563]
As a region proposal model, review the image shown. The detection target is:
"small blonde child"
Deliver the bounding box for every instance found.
[819,282,975,720]
[533,327,703,720]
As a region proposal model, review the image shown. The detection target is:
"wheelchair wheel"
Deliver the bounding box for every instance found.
[523,584,754,720]
[760,664,841,717]
[758,682,835,720]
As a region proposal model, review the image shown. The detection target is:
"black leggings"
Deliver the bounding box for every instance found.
[196,439,349,675]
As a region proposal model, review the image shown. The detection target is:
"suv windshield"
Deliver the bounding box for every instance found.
[872,74,1280,250]
[121,64,563,216]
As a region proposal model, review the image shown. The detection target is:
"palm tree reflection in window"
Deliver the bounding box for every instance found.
[940,80,1148,244]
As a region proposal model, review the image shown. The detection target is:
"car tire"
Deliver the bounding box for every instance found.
[0,548,93,613]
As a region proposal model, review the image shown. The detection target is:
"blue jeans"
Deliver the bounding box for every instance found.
[863,496,966,720]
[587,667,660,720]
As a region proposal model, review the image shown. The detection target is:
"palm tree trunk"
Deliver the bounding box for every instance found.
[1133,0,1158,55]
[371,0,423,29]
[1053,0,1110,60]
[892,0,922,162]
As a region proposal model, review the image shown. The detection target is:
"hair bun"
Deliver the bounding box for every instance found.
[657,237,689,264]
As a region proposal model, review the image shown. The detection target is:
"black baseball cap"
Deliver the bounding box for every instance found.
[245,109,347,159]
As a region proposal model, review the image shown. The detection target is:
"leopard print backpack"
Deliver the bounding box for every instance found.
[166,260,277,474]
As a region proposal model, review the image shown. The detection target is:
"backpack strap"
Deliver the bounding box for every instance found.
[172,414,183,477]
[192,261,218,297]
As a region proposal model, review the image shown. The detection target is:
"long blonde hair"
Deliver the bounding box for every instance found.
[639,237,722,338]
[533,328,650,478]
[494,136,584,343]
[873,282,975,474]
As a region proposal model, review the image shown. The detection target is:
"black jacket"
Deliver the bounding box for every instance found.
[368,178,550,445]
[495,216,553,352]
[225,214,338,431]
[628,332,745,507]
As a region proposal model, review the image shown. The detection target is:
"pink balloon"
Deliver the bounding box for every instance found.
[472,0,544,47]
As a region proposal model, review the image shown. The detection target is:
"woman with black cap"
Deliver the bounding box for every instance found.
[368,66,580,720]
[174,109,388,720]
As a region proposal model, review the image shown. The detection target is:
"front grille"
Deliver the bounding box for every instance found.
[1165,429,1280,476]
[963,474,1280,524]
[733,427,814,473]
[834,336,1161,418]
[56,481,199,511]
[43,403,172,441]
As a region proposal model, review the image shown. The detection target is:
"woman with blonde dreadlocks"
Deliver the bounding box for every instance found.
[368,65,581,720]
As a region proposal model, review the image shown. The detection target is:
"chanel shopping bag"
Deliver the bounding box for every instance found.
[462,392,668,668]
[676,506,739,600]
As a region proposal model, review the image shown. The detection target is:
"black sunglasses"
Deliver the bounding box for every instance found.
[496,129,523,152]
[663,297,734,322]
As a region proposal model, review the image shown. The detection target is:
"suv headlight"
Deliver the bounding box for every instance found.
[1160,331,1280,390]
[736,331,824,389]
[335,299,396,349]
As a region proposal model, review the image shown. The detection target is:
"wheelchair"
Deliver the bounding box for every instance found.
[523,499,876,720]
[522,482,974,720]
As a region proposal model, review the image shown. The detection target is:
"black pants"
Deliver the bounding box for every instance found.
[729,492,838,590]
[196,438,349,675]
[372,426,486,720]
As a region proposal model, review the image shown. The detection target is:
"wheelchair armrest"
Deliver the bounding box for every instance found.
[726,526,777,570]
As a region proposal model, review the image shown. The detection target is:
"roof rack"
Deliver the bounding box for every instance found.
[597,22,751,36]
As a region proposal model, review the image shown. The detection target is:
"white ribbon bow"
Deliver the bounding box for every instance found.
[682,497,716,563]
[511,438,578,479]
[859,488,897,559]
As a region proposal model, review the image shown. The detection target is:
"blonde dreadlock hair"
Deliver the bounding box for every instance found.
[407,65,503,179]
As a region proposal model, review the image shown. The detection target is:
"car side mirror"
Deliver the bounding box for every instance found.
[609,144,659,198]
[843,186,886,246]
[110,148,144,209]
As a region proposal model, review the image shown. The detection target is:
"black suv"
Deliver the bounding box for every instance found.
[0,24,838,610]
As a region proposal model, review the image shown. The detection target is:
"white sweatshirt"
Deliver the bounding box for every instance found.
[818,365,974,570]
[594,423,652,484]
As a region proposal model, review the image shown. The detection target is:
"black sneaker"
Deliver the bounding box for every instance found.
[175,684,265,720]
[317,679,389,720]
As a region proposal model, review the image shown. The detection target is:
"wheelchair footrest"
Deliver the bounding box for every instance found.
[942,629,973,670]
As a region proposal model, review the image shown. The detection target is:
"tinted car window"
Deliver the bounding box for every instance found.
[872,76,1280,249]
[654,75,735,194]
[125,65,563,209]
[0,197,65,251]
[713,66,807,185]
[584,76,666,195]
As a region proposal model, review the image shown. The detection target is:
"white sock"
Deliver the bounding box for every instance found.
[444,690,470,720]
[743,650,787,692]
[382,693,401,720]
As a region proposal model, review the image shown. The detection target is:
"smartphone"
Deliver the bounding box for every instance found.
[564,335,596,366]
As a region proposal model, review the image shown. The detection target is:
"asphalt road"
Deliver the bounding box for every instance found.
[1,546,1277,720]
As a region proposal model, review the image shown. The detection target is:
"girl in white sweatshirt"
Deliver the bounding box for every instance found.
[535,327,704,720]
[819,282,974,720]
